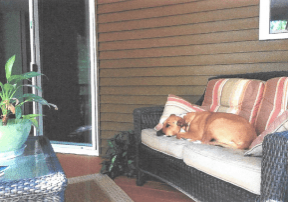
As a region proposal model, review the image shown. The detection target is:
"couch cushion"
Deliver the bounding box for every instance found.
[245,110,288,156]
[154,94,205,131]
[202,78,265,126]
[255,77,288,134]
[182,143,261,195]
[141,128,189,159]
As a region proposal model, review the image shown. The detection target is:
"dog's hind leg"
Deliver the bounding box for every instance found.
[200,131,214,145]
[205,137,242,149]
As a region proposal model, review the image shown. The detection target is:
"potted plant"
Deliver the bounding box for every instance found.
[101,130,136,179]
[0,55,57,157]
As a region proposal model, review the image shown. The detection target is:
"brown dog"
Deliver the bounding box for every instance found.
[160,111,257,150]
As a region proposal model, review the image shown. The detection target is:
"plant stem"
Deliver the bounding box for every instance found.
[2,114,8,126]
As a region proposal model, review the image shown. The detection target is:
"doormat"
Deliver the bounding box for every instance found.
[66,173,134,202]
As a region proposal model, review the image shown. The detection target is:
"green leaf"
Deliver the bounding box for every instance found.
[5,55,15,80]
[22,114,42,119]
[22,94,49,105]
[7,75,25,84]
[15,106,22,119]
[3,83,15,97]
[109,155,117,172]
[21,84,42,92]
[0,82,4,99]
[8,72,42,84]
[22,71,42,79]
[22,114,41,128]
[21,94,57,110]
[29,118,39,128]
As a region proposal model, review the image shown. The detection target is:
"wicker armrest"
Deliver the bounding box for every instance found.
[133,106,164,142]
[260,131,288,201]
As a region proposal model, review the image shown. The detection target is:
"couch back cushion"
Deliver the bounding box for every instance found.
[202,78,265,126]
[254,77,288,134]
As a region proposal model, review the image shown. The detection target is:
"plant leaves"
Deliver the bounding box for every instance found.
[20,84,43,92]
[15,106,22,119]
[22,71,42,79]
[21,94,58,110]
[109,156,117,172]
[22,114,42,119]
[28,118,38,128]
[8,72,42,84]
[3,84,17,98]
[3,83,14,92]
[22,114,41,128]
[7,75,25,84]
[22,94,49,105]
[5,55,15,80]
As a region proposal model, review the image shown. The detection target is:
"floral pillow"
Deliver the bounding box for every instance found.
[154,94,205,131]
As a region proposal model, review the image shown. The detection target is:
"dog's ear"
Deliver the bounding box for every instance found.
[177,118,185,127]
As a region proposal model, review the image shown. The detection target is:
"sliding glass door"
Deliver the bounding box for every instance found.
[0,0,98,155]
[0,0,31,121]
[31,0,98,155]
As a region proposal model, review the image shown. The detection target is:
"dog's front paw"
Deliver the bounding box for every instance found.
[176,134,182,139]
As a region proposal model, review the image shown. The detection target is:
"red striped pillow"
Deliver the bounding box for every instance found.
[254,77,288,134]
[245,110,288,156]
[154,94,205,131]
[202,78,265,126]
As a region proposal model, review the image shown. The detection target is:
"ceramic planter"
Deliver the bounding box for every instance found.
[0,119,32,157]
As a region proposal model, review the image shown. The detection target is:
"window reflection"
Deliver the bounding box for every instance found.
[270,0,288,34]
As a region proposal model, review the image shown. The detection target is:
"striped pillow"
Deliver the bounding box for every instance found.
[245,110,288,156]
[154,94,205,131]
[202,78,265,126]
[254,77,288,134]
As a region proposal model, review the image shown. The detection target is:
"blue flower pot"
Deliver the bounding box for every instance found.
[0,119,32,154]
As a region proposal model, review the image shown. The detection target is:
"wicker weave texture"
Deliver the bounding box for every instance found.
[260,131,288,202]
[0,172,66,201]
[139,144,258,202]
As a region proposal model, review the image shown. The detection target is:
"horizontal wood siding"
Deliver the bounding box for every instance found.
[97,0,288,154]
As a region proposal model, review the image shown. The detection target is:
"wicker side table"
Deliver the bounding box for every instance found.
[0,136,67,201]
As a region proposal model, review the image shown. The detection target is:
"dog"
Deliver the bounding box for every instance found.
[158,111,257,150]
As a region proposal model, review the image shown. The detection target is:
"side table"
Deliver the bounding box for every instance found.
[0,136,67,201]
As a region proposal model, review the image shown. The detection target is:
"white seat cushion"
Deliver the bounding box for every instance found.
[141,128,189,159]
[182,143,261,195]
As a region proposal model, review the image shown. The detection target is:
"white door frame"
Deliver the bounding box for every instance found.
[29,0,99,156]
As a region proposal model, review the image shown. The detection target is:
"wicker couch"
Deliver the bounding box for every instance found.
[133,71,288,202]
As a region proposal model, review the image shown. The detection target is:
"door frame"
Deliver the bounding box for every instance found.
[29,0,99,156]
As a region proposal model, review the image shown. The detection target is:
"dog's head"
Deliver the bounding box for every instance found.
[158,114,185,137]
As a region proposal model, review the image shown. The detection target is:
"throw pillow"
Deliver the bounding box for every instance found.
[254,77,288,134]
[154,94,205,131]
[201,78,265,125]
[245,110,288,156]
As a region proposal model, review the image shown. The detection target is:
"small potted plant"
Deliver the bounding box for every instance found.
[0,55,57,157]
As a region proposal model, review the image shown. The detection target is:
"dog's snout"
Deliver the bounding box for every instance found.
[157,130,165,136]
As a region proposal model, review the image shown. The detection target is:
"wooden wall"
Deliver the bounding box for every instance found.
[97,0,288,154]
